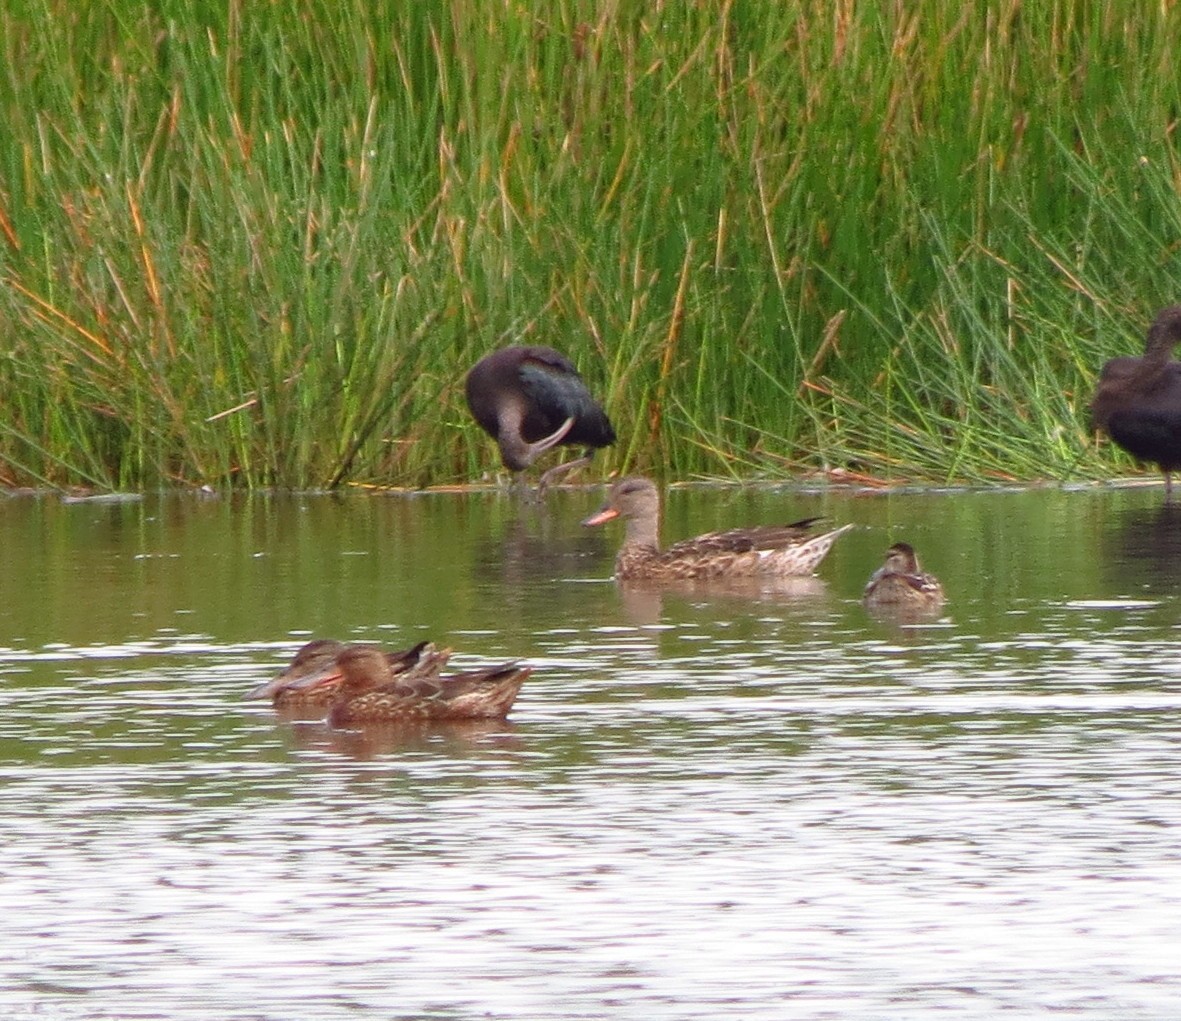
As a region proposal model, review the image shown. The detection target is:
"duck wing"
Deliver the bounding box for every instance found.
[382,661,525,701]
[387,640,451,678]
[665,517,826,556]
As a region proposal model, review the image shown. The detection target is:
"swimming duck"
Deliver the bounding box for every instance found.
[862,541,945,611]
[245,638,449,709]
[464,345,616,489]
[293,644,532,726]
[1091,305,1181,500]
[582,476,853,580]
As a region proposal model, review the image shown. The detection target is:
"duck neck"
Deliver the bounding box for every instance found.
[622,511,661,553]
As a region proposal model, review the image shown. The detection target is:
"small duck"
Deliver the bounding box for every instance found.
[464,345,616,489]
[1091,305,1181,501]
[582,476,853,580]
[290,645,532,726]
[862,542,945,612]
[245,638,449,709]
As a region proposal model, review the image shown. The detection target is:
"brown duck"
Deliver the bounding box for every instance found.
[465,345,616,488]
[862,541,945,612]
[245,638,450,709]
[582,477,853,580]
[290,644,532,726]
[1091,305,1181,500]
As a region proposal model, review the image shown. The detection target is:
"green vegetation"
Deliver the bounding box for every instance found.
[2,0,1180,490]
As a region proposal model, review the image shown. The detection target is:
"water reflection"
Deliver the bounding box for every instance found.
[279,718,523,760]
[1101,502,1181,594]
[614,576,832,627]
[474,502,609,586]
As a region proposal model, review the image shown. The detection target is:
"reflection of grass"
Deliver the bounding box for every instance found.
[2,2,1179,489]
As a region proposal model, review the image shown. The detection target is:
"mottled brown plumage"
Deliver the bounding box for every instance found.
[296,645,532,726]
[245,638,449,709]
[582,477,853,580]
[1091,305,1181,501]
[862,541,945,612]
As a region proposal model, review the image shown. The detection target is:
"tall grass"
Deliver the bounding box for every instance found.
[1,0,1180,489]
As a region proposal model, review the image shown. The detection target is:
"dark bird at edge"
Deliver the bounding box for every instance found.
[1091,305,1181,501]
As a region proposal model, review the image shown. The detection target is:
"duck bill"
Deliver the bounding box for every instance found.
[581,506,620,527]
[281,665,345,693]
[244,677,287,700]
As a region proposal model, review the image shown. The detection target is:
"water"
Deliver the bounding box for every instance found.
[2,482,1181,1019]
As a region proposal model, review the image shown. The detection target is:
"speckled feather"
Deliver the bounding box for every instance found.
[862,542,945,611]
[328,661,533,726]
[273,645,530,726]
[584,477,852,581]
[613,526,854,580]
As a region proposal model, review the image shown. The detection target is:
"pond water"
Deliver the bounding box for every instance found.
[2,481,1181,1020]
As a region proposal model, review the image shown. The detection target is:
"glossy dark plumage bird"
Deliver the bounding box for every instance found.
[464,345,616,489]
[582,476,853,580]
[244,638,449,709]
[862,541,945,613]
[1091,305,1181,500]
[293,644,532,726]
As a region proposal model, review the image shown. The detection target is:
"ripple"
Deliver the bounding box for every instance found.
[4,489,1181,1018]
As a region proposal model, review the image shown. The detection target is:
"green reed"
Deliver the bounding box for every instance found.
[2,0,1180,489]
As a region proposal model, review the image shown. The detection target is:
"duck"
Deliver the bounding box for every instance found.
[244,638,449,709]
[290,644,532,726]
[464,345,616,489]
[582,476,854,580]
[1091,305,1181,500]
[862,541,945,612]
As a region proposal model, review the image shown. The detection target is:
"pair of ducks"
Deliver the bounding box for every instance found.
[247,638,533,725]
[582,476,944,612]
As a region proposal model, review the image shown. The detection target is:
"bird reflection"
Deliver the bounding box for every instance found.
[1101,503,1181,593]
[615,576,831,627]
[474,504,609,587]
[281,718,522,760]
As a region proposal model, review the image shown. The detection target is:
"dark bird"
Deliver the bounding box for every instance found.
[244,638,450,709]
[465,345,616,490]
[289,644,532,726]
[582,476,853,580]
[862,541,945,614]
[1091,305,1181,501]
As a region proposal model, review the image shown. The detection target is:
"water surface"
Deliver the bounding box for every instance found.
[2,482,1180,1019]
